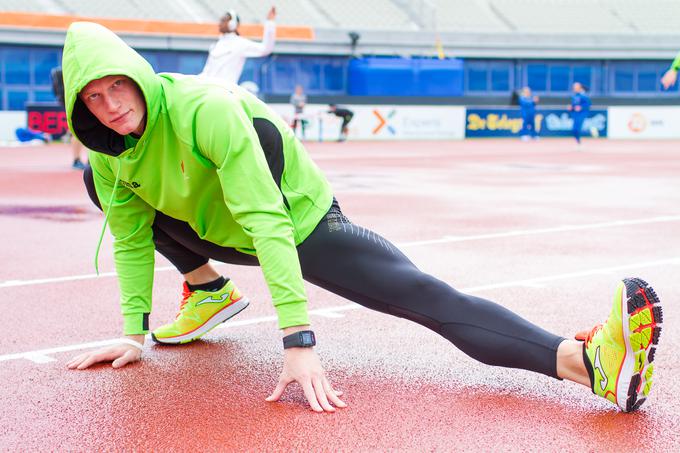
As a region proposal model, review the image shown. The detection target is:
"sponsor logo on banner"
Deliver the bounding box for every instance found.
[373,109,396,135]
[628,113,647,133]
[608,106,680,139]
[465,108,607,138]
[269,103,465,141]
[27,104,69,137]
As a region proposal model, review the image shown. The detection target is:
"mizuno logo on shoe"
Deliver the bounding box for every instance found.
[195,292,230,306]
[594,346,608,391]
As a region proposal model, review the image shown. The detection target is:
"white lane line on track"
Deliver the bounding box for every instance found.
[398,215,680,248]
[2,257,679,365]
[0,266,176,289]
[2,214,680,290]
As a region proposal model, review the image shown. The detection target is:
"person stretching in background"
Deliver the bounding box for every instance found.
[327,104,354,142]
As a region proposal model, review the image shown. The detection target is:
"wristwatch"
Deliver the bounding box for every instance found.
[283,330,316,349]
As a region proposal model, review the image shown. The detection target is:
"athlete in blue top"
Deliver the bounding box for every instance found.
[567,82,591,144]
[519,86,539,140]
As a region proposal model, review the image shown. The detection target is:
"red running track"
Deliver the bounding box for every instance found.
[1,138,679,451]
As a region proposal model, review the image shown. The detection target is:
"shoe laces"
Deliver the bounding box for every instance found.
[177,282,194,319]
[583,323,603,347]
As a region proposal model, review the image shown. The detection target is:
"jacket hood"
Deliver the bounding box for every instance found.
[62,22,161,156]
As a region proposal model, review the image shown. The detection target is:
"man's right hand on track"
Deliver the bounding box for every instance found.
[67,335,144,370]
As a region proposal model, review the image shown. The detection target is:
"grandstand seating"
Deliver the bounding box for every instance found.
[491,0,632,34]
[431,0,509,32]
[604,0,680,34]
[0,0,679,34]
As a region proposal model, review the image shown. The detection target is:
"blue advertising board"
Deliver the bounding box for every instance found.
[465,108,608,138]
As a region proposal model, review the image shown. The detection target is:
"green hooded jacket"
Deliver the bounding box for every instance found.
[62,22,333,334]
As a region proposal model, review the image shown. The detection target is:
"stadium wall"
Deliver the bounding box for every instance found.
[1,42,679,112]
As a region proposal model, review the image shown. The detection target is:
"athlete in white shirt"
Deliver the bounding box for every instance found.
[199,6,277,84]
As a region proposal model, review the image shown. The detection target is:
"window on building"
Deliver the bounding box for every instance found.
[468,68,488,92]
[613,66,635,92]
[573,66,592,88]
[300,58,323,91]
[178,53,205,75]
[8,90,28,110]
[5,50,30,85]
[526,64,548,91]
[549,65,570,91]
[637,69,658,92]
[34,91,56,102]
[33,50,60,85]
[490,67,510,91]
[324,60,346,92]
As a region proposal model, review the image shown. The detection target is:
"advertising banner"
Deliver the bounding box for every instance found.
[465,108,608,138]
[608,107,680,139]
[271,104,466,141]
[26,103,69,138]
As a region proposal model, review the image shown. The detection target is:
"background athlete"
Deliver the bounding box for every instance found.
[568,82,591,145]
[199,6,276,84]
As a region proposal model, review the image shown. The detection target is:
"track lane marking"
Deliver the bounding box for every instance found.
[398,215,680,248]
[2,214,680,290]
[2,257,678,365]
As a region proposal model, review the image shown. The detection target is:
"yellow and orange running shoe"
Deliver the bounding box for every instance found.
[580,278,662,412]
[152,280,249,344]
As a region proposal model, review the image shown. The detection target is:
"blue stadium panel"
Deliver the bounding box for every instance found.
[608,61,679,95]
[521,60,604,94]
[465,60,513,94]
[2,44,680,110]
[0,45,62,110]
[137,51,347,96]
[348,57,464,96]
[263,55,348,96]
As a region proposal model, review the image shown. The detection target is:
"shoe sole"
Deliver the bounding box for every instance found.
[151,298,250,345]
[618,278,663,412]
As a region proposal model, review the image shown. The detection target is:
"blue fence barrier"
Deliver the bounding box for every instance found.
[465,108,608,138]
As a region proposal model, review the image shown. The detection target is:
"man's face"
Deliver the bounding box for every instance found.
[573,82,583,93]
[80,75,146,136]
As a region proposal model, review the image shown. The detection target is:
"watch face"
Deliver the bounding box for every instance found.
[300,331,313,345]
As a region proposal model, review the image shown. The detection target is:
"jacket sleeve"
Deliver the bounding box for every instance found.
[89,152,157,335]
[240,21,276,57]
[195,95,309,329]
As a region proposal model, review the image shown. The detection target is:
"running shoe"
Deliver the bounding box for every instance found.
[581,278,662,412]
[152,279,249,344]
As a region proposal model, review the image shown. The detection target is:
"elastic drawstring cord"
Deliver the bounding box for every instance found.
[94,163,122,275]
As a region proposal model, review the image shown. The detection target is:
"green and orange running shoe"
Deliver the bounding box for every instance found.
[151,279,249,344]
[579,278,663,412]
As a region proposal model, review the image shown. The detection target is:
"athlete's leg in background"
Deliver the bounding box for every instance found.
[572,114,585,143]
